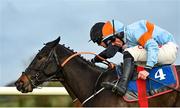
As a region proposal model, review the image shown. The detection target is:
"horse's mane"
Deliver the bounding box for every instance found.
[58,44,107,72]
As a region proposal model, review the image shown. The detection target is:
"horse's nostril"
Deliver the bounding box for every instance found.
[15,81,24,91]
[15,81,19,86]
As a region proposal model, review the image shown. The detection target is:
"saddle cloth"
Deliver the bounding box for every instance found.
[123,65,179,102]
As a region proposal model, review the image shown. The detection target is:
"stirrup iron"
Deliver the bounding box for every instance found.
[112,80,119,92]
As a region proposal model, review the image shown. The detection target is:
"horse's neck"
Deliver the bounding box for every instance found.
[64,57,101,102]
[57,45,101,102]
[61,81,78,101]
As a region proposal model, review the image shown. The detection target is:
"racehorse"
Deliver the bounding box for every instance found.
[15,37,180,107]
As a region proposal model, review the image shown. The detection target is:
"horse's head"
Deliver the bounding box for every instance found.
[15,37,63,93]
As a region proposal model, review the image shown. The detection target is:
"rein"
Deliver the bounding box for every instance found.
[61,52,110,67]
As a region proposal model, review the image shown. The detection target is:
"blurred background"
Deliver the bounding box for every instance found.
[0,0,179,107]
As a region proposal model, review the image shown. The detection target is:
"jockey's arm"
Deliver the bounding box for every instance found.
[144,39,159,68]
[92,44,120,63]
[138,39,159,80]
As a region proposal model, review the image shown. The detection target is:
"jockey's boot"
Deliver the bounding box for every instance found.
[115,57,134,96]
[101,58,134,96]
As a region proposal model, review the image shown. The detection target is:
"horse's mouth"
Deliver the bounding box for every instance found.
[15,80,33,93]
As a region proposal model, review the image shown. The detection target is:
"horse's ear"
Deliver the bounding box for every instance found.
[46,37,61,47]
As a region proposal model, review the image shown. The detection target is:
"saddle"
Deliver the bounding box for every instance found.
[123,65,179,102]
[94,64,179,102]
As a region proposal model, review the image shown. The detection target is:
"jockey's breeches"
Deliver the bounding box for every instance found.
[125,42,178,65]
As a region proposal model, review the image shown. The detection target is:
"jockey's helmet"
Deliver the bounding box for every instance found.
[90,22,105,44]
[90,20,124,45]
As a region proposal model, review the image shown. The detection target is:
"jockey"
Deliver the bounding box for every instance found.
[89,20,178,96]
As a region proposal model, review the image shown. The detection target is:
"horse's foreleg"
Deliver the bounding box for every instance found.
[73,100,82,107]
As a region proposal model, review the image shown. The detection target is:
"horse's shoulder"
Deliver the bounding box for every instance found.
[94,69,117,91]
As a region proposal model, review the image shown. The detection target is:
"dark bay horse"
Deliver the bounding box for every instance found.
[15,37,180,107]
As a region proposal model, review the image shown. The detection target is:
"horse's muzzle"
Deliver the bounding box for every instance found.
[15,74,33,93]
[15,80,24,92]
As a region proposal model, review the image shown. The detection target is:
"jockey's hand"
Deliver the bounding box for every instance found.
[138,70,149,80]
[108,63,115,70]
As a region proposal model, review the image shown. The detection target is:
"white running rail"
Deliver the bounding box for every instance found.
[0,87,68,95]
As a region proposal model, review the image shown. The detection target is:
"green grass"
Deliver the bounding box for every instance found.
[0,95,73,107]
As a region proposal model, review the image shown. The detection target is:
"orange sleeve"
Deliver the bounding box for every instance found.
[138,21,154,46]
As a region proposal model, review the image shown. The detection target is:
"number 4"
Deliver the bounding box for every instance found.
[155,69,166,80]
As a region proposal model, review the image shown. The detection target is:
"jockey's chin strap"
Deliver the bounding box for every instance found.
[60,51,111,106]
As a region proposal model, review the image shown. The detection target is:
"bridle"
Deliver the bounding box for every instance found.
[23,46,62,88]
